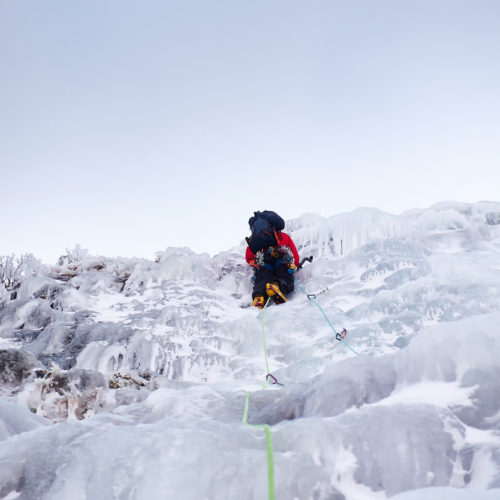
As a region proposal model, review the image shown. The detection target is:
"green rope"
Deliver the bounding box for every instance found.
[261,296,271,375]
[241,391,275,500]
[293,278,360,356]
[241,297,276,500]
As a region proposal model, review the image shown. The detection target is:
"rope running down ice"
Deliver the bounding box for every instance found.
[241,297,276,500]
[293,278,360,356]
[241,274,357,500]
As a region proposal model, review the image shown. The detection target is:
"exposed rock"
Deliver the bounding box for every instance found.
[0,349,38,387]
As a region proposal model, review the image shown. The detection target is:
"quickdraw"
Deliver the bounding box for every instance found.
[255,251,265,268]
[336,328,347,341]
[306,286,329,300]
[266,373,284,387]
[292,258,359,356]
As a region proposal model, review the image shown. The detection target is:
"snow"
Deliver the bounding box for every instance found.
[1,201,500,499]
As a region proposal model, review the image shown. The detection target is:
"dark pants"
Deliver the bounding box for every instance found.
[252,253,294,299]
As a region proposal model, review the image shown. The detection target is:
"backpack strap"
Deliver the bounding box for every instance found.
[274,229,281,244]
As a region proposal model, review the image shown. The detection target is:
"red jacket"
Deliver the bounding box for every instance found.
[245,232,300,266]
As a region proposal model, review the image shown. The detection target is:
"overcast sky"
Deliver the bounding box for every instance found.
[1,1,499,264]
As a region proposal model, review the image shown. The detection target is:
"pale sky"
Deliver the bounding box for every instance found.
[1,1,499,264]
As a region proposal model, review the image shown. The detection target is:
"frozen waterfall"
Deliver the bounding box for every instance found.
[2,201,500,499]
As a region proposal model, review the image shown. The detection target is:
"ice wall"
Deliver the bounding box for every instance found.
[1,201,500,499]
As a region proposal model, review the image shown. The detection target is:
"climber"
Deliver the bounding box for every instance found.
[245,211,300,309]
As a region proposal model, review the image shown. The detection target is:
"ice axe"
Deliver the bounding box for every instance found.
[297,256,313,270]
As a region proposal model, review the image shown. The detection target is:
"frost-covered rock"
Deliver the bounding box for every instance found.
[486,212,500,226]
[0,349,38,390]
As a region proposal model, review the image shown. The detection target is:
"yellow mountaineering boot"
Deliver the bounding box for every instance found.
[251,294,265,309]
[266,282,287,305]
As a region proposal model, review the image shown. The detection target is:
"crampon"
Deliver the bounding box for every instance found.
[266,282,287,304]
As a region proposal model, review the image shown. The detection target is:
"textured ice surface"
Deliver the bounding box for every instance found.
[2,201,500,499]
[391,487,500,499]
[0,399,51,442]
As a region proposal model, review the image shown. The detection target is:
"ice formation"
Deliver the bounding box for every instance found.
[2,201,500,499]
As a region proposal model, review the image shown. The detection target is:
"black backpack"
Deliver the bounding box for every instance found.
[246,211,285,254]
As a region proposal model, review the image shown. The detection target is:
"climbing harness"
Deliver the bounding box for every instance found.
[251,246,297,283]
[293,277,360,356]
